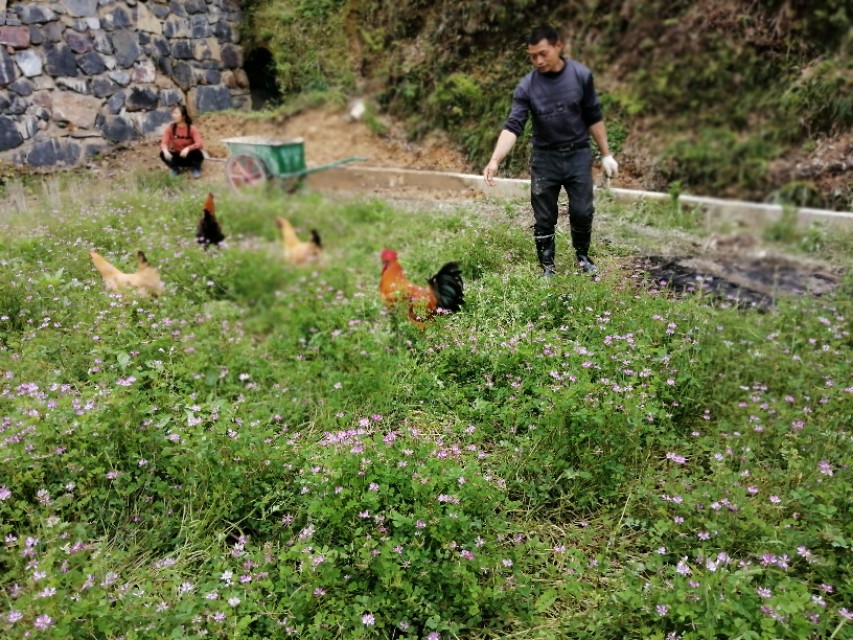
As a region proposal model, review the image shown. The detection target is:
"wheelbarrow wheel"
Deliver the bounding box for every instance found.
[226,153,268,189]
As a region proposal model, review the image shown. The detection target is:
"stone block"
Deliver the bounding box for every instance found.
[193,37,220,62]
[0,48,19,85]
[29,25,45,45]
[29,106,51,121]
[125,85,158,111]
[163,16,190,38]
[101,5,131,30]
[144,35,170,60]
[189,14,209,38]
[220,43,241,68]
[85,16,100,30]
[0,25,30,48]
[170,59,194,90]
[44,42,79,77]
[52,90,101,128]
[56,76,89,93]
[204,69,221,85]
[190,84,231,113]
[211,20,232,43]
[93,30,112,53]
[26,138,82,167]
[98,113,136,142]
[131,59,156,84]
[154,73,176,90]
[66,18,90,33]
[168,0,188,18]
[0,90,27,114]
[8,77,33,95]
[43,21,64,42]
[77,50,106,75]
[15,49,43,77]
[184,0,206,14]
[18,4,59,25]
[151,4,170,20]
[108,68,130,85]
[106,89,124,114]
[15,114,40,139]
[65,30,93,53]
[0,115,24,150]
[62,0,99,18]
[229,93,252,112]
[91,75,118,97]
[155,55,171,75]
[135,2,162,34]
[206,4,221,21]
[138,108,172,134]
[159,88,181,106]
[222,68,249,90]
[170,39,192,59]
[111,30,140,67]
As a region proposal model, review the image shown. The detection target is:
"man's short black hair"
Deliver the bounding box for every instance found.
[527,25,561,46]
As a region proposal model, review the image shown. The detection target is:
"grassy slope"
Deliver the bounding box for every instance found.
[242,0,852,210]
[0,173,851,639]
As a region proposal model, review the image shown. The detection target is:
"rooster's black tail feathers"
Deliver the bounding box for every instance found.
[310,229,323,248]
[197,210,225,249]
[429,261,464,313]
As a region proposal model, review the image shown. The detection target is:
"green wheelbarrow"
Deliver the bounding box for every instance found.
[222,136,364,191]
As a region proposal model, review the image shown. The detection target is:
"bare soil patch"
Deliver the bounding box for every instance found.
[93,107,472,183]
[629,254,843,311]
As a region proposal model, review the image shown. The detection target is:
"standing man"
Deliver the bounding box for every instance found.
[484,25,618,276]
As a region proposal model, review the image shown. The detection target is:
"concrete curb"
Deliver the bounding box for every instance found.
[305,165,853,229]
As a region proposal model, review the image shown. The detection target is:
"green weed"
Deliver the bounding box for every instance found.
[1,170,851,639]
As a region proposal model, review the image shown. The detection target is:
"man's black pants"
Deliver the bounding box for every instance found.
[530,146,595,256]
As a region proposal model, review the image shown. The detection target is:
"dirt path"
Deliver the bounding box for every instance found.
[94,106,473,182]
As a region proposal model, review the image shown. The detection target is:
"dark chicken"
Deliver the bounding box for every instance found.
[196,192,225,249]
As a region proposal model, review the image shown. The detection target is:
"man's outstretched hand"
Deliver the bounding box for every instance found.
[483,159,499,187]
[602,155,619,179]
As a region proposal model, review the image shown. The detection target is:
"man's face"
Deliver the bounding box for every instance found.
[527,38,563,73]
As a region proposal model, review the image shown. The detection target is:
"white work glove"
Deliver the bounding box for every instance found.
[162,149,173,161]
[601,155,619,179]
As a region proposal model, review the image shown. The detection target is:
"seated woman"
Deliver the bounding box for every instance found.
[159,105,205,178]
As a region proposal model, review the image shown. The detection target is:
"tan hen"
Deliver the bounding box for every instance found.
[89,250,165,296]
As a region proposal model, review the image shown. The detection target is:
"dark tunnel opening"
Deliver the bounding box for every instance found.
[244,47,281,110]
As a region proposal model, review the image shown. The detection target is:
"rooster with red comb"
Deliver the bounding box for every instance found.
[379,248,464,326]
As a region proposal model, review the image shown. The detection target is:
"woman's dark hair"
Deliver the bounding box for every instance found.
[177,104,192,127]
[172,105,193,137]
[527,25,561,46]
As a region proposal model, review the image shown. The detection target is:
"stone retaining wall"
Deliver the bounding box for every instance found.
[0,0,249,167]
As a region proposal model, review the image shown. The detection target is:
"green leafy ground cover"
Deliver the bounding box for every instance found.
[0,174,851,639]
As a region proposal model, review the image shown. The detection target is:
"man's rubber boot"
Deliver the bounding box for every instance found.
[535,234,557,277]
[576,251,599,274]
